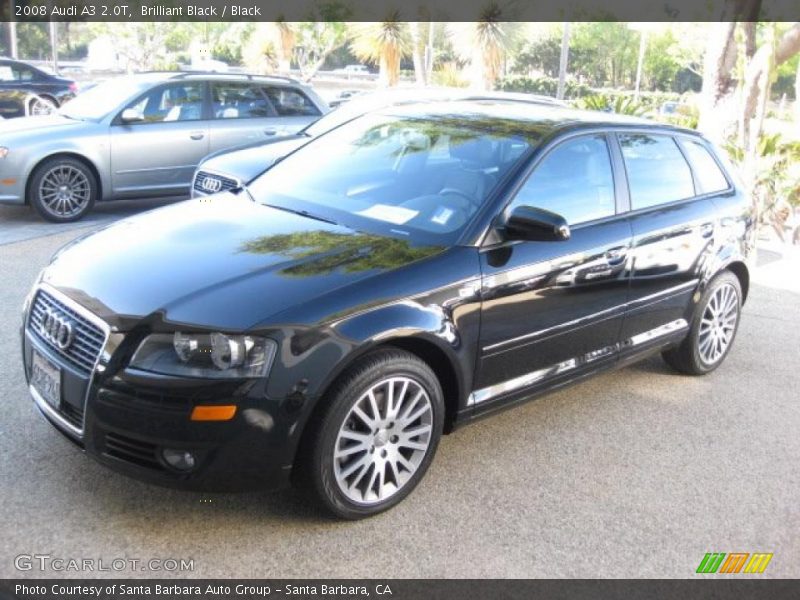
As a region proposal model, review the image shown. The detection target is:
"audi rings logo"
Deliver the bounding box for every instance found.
[39,308,75,350]
[201,176,222,193]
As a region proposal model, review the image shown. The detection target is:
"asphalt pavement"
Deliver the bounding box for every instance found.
[0,203,798,578]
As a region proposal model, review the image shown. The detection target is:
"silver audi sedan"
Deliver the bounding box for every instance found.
[0,72,327,222]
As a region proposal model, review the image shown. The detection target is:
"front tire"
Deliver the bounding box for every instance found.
[28,157,97,222]
[662,271,742,375]
[304,349,444,519]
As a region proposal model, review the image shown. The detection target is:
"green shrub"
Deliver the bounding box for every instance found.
[496,75,592,99]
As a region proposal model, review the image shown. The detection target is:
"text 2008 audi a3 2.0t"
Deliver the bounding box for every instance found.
[22,101,754,518]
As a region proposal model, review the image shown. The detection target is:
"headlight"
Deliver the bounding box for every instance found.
[130,332,277,379]
[0,147,8,159]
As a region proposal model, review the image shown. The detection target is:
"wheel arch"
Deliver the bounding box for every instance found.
[724,260,750,304]
[25,152,103,205]
[289,334,464,481]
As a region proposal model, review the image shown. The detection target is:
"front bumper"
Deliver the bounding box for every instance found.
[22,286,296,492]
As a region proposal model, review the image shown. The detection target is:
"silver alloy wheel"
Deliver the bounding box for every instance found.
[38,165,91,218]
[697,282,739,365]
[333,376,433,505]
[29,96,57,116]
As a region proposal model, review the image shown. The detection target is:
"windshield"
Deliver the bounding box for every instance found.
[249,111,539,246]
[59,78,151,121]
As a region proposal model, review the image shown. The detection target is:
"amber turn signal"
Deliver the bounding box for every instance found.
[191,405,237,421]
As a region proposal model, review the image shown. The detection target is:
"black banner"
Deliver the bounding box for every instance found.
[2,580,800,600]
[0,0,798,23]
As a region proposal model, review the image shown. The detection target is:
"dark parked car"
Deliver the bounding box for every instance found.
[0,58,76,109]
[0,88,60,119]
[22,101,754,518]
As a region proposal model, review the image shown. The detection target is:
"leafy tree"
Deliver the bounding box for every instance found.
[570,22,639,87]
[293,22,349,81]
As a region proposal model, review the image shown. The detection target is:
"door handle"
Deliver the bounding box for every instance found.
[264,129,277,136]
[700,222,714,238]
[189,131,204,140]
[604,246,628,265]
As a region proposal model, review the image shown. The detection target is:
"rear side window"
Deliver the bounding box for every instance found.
[619,134,694,209]
[680,140,730,194]
[263,87,321,117]
[509,135,616,225]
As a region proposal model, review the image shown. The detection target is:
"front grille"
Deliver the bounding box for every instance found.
[104,432,163,471]
[60,402,84,429]
[193,171,239,195]
[29,290,106,376]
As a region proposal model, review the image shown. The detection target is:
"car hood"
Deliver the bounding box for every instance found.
[0,114,83,135]
[42,195,444,331]
[199,136,308,183]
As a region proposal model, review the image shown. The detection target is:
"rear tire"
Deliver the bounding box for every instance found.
[662,271,742,375]
[300,348,444,519]
[28,157,97,223]
[28,95,58,116]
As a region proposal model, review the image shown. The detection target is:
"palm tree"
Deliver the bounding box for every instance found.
[449,5,519,91]
[350,18,410,87]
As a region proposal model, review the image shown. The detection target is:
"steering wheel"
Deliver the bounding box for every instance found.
[438,187,481,209]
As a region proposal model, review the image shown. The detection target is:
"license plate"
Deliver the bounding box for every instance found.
[31,350,61,410]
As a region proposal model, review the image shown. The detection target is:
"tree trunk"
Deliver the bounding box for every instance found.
[556,22,570,100]
[426,21,434,82]
[409,22,427,86]
[8,19,17,59]
[795,59,800,124]
[49,22,58,73]
[697,22,739,142]
[740,23,800,149]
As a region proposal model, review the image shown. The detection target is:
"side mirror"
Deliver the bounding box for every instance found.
[504,205,570,242]
[120,108,144,123]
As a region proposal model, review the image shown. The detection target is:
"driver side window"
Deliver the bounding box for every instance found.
[123,82,205,123]
[508,135,616,225]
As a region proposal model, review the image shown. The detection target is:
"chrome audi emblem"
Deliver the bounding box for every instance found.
[39,308,75,350]
[201,176,222,193]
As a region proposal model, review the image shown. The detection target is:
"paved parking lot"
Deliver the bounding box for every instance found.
[0,202,798,578]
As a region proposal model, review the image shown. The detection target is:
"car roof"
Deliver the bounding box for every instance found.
[132,71,305,87]
[373,99,699,138]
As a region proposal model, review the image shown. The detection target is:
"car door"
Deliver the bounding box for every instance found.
[109,81,209,197]
[261,85,323,135]
[615,132,722,351]
[207,81,279,153]
[473,133,632,409]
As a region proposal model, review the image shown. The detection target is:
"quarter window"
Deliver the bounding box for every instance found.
[263,87,321,117]
[680,140,730,194]
[211,82,273,119]
[619,134,695,209]
[508,135,616,225]
[123,83,204,123]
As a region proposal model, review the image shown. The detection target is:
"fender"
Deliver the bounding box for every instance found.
[22,142,110,202]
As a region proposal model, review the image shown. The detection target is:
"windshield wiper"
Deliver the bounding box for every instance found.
[233,183,337,225]
[261,203,338,225]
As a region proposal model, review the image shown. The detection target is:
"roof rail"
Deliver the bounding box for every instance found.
[172,70,301,84]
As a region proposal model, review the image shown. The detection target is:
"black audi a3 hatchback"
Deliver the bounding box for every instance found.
[22,101,754,518]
